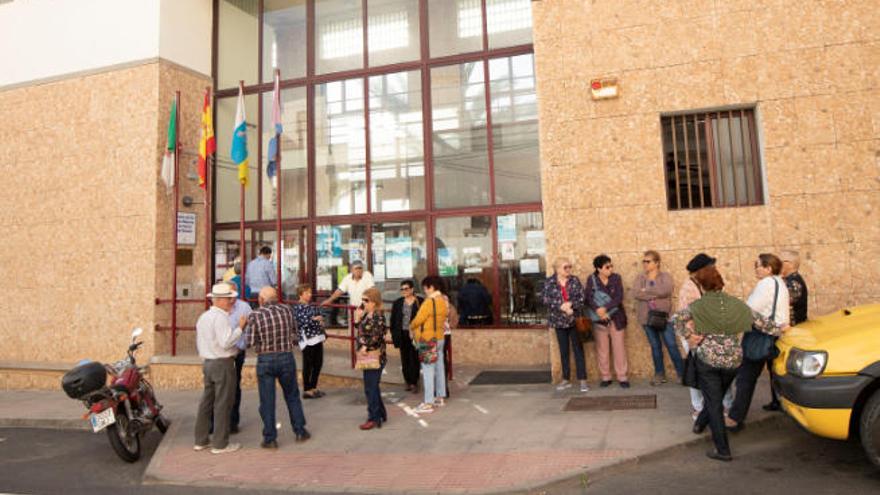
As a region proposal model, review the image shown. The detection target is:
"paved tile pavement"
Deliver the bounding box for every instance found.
[0,369,775,494]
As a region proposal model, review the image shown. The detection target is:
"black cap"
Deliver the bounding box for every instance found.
[686,253,716,273]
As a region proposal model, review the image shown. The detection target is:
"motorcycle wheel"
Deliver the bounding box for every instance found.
[156,414,170,434]
[106,407,141,463]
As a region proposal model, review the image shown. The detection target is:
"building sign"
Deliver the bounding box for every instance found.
[177,212,196,245]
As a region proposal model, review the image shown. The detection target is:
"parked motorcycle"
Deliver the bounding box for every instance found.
[61,328,169,462]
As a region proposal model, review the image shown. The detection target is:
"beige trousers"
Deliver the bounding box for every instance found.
[593,322,628,382]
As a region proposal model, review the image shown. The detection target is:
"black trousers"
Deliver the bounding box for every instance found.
[301,343,324,391]
[443,334,452,398]
[399,335,421,387]
[729,357,765,424]
[767,358,779,404]
[695,359,738,456]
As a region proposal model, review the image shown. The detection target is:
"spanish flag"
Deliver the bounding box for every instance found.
[197,88,215,190]
[231,86,249,187]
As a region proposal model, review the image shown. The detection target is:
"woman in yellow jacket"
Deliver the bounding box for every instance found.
[410,276,449,414]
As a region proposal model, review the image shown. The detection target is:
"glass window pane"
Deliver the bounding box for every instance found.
[371,221,427,305]
[316,0,364,75]
[218,0,259,89]
[369,70,425,212]
[435,215,495,326]
[486,0,532,49]
[490,54,540,204]
[429,0,483,58]
[280,227,308,300]
[263,0,307,82]
[497,212,545,325]
[315,78,367,216]
[315,224,367,326]
[367,0,420,66]
[214,229,251,286]
[216,95,259,223]
[431,63,490,208]
[262,86,309,219]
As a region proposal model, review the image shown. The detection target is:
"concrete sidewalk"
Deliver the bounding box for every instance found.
[0,372,776,494]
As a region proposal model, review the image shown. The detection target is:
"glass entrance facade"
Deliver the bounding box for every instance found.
[213,0,544,326]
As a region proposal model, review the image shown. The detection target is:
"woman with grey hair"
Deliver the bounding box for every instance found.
[541,257,589,393]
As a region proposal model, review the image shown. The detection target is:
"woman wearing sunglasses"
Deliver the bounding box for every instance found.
[586,254,629,388]
[541,257,588,392]
[354,287,388,430]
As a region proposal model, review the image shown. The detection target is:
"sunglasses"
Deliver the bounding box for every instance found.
[642,260,654,264]
[603,264,614,269]
[562,264,572,269]
[362,298,371,303]
[400,286,412,291]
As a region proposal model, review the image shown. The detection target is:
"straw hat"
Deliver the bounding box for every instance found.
[208,283,238,298]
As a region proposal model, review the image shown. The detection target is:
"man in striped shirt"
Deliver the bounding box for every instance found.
[246,286,311,448]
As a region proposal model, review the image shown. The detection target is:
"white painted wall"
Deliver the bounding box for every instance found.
[0,0,212,87]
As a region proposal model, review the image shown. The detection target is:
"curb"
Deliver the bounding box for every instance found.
[142,416,180,485]
[0,417,89,431]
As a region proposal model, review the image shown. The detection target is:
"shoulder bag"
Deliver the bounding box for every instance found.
[587,275,618,322]
[742,279,780,361]
[416,299,439,364]
[681,351,699,389]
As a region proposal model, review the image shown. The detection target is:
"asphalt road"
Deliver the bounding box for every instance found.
[529,416,880,495]
[1,418,878,495]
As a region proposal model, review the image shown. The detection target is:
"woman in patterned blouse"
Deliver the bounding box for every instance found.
[354,287,388,430]
[541,257,588,393]
[673,264,781,462]
[293,284,326,399]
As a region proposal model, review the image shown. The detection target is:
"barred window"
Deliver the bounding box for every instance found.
[661,109,764,210]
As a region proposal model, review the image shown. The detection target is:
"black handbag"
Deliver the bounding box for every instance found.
[682,351,699,389]
[742,279,780,361]
[646,310,669,330]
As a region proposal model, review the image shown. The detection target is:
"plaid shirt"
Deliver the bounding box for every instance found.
[246,302,298,354]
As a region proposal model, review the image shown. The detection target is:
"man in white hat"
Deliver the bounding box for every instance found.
[193,283,247,454]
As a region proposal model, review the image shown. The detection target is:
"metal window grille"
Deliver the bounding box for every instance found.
[661,108,764,210]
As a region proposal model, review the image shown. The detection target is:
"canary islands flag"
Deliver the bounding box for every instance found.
[231,86,249,187]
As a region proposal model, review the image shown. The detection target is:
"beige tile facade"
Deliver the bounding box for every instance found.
[534,0,879,380]
[2,2,877,389]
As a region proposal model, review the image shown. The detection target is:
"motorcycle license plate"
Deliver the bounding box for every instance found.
[89,408,115,433]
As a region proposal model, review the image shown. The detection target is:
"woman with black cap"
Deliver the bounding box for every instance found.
[673,264,782,461]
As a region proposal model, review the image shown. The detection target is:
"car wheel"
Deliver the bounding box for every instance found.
[860,390,880,467]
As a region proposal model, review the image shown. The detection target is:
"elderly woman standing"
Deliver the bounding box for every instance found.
[727,253,790,431]
[354,287,388,430]
[673,264,782,461]
[410,276,449,415]
[633,250,684,386]
[541,257,589,393]
[586,254,629,388]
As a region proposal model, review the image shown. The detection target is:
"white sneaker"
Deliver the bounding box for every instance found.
[211,442,241,454]
[414,403,435,414]
[555,380,572,391]
[435,398,446,407]
[193,444,210,451]
[580,382,590,393]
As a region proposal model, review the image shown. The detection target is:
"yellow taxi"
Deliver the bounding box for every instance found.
[772,303,880,466]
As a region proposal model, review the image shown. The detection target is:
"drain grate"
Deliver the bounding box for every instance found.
[563,394,657,412]
[469,370,551,385]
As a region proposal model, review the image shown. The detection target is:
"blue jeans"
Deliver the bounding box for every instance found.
[421,339,445,404]
[642,323,685,377]
[555,326,586,380]
[362,365,387,423]
[256,352,307,442]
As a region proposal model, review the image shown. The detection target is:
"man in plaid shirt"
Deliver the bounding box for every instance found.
[247,287,311,448]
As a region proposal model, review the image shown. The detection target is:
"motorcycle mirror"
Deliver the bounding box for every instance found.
[131,328,144,340]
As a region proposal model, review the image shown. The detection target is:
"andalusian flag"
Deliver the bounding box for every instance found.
[160,99,177,194]
[231,86,249,187]
[197,88,215,190]
[266,72,282,188]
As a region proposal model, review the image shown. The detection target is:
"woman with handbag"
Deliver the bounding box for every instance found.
[541,257,589,393]
[633,250,684,386]
[586,254,630,388]
[354,287,388,430]
[409,276,449,414]
[673,264,781,461]
[726,253,790,432]
[677,253,733,420]
[390,280,424,394]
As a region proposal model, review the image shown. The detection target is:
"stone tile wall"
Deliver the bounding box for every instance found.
[533,0,879,380]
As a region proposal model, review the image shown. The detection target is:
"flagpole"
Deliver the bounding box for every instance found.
[204,87,213,311]
[171,90,181,356]
[238,81,247,304]
[274,69,283,300]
